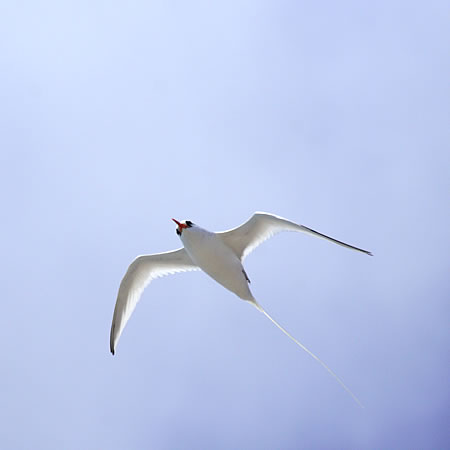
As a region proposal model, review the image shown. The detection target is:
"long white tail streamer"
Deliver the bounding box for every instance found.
[253,301,363,408]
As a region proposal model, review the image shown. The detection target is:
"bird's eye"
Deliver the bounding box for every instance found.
[176,228,181,236]
[186,221,193,227]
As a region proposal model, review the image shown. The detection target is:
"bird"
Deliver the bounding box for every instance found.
[110,212,372,406]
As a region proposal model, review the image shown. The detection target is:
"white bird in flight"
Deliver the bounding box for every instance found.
[110,212,372,406]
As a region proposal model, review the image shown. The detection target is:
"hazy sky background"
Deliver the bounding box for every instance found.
[1,1,449,449]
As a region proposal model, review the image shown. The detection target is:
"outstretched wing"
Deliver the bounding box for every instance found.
[218,212,372,261]
[110,248,199,354]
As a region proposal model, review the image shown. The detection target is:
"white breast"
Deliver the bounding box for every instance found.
[180,227,254,301]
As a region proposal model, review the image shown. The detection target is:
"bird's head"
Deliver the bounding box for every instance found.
[172,218,194,236]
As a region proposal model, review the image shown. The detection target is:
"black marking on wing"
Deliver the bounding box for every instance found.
[242,269,251,284]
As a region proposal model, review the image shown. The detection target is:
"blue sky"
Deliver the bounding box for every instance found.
[1,1,449,449]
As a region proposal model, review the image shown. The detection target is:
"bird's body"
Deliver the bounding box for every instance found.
[110,212,372,406]
[180,225,254,302]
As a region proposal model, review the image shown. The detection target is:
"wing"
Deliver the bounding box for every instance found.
[110,248,199,355]
[218,212,372,261]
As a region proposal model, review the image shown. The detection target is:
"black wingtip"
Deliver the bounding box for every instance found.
[110,323,115,355]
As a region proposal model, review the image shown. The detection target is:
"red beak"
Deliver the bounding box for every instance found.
[172,218,187,230]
